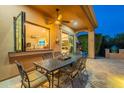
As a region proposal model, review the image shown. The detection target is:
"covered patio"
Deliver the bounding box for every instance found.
[0,5,97,88]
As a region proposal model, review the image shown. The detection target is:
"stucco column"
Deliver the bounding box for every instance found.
[88,31,95,59]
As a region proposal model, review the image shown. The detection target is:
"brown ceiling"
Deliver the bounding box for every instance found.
[29,5,94,31]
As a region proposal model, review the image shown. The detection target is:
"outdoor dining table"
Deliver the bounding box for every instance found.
[33,54,82,88]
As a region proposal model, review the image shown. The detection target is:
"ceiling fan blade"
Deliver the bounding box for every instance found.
[46,19,55,25]
[62,20,70,23]
[57,14,62,21]
[44,16,55,25]
[55,20,61,25]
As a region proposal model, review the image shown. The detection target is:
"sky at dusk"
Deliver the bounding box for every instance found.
[77,5,124,37]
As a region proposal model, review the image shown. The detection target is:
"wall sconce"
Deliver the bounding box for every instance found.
[56,38,59,44]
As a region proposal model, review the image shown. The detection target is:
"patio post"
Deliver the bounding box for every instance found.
[88,30,95,59]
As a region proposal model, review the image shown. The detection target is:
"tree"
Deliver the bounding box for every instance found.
[113,33,124,48]
[103,35,113,48]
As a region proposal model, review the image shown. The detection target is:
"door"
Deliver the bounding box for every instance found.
[13,11,26,52]
[61,32,74,54]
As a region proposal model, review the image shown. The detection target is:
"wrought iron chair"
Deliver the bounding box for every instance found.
[36,53,53,73]
[53,51,62,59]
[42,53,53,60]
[15,61,50,88]
[59,57,84,87]
[79,57,87,74]
[77,57,88,85]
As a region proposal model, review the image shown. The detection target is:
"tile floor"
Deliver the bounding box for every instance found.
[0,58,124,88]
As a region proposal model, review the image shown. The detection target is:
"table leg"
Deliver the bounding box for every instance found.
[45,73,51,88]
[58,70,60,88]
[52,72,54,88]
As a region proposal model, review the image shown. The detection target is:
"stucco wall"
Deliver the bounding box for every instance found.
[0,5,76,66]
[105,49,124,59]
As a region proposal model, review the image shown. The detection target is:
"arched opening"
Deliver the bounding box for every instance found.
[76,32,88,57]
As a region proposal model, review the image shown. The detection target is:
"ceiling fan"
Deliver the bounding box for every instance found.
[47,8,70,25]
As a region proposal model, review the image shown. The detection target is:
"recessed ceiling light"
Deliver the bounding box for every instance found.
[71,20,78,27]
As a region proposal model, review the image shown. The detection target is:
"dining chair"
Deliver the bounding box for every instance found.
[58,57,83,87]
[42,53,53,60]
[79,57,87,74]
[15,61,50,88]
[53,51,62,59]
[77,57,88,85]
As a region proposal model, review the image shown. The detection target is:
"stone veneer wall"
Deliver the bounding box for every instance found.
[105,49,124,59]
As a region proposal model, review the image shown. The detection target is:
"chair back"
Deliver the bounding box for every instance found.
[75,57,83,69]
[74,57,87,72]
[42,53,53,60]
[79,57,87,72]
[15,61,30,87]
[54,51,62,58]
